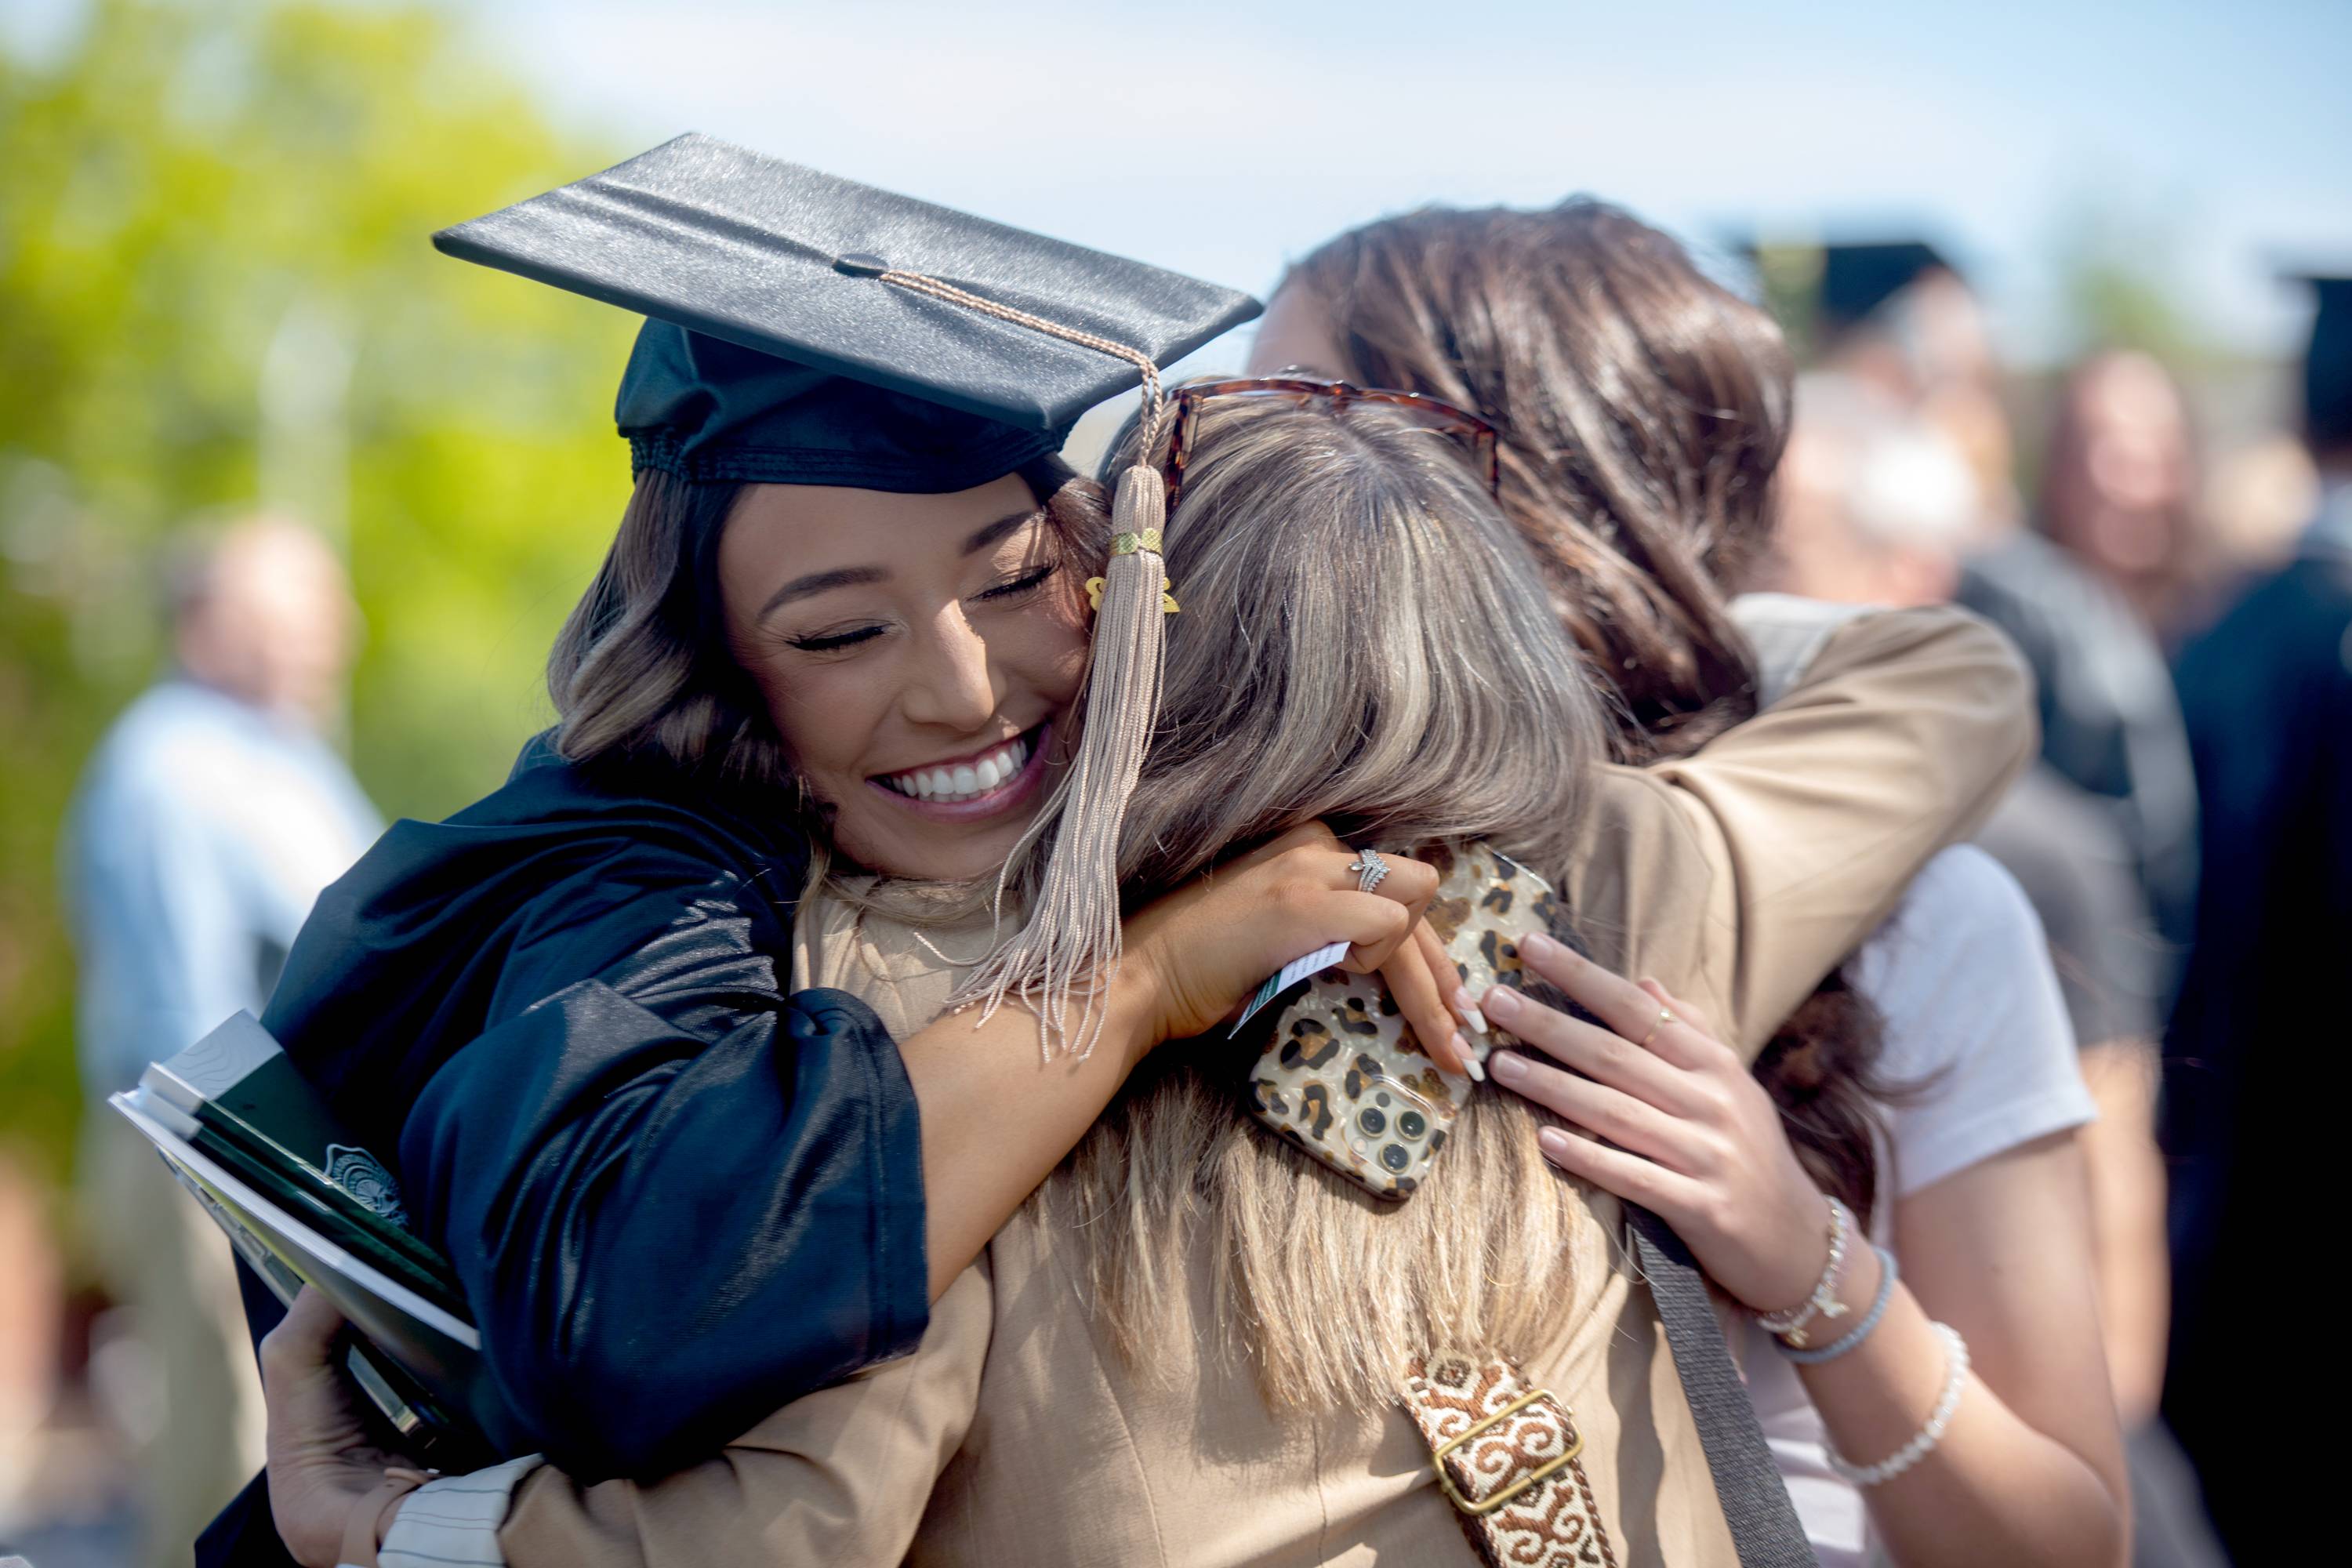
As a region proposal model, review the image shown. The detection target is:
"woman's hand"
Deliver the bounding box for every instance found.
[260,1287,423,1568]
[1475,933,1834,1316]
[1121,822,1471,1073]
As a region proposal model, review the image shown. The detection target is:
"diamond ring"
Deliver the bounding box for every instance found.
[1346,848,1391,895]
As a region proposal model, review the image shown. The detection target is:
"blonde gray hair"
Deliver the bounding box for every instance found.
[1035,395,1615,1407]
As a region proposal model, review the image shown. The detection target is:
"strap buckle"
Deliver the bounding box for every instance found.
[1428,1385,1585,1516]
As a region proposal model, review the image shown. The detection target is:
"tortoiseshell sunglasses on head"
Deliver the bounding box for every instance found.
[1160,376,1501,511]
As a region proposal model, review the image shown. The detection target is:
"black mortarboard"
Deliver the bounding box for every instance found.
[1816,240,1956,332]
[2291,273,2352,453]
[432,133,1260,492]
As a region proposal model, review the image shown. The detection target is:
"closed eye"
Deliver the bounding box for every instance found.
[975,563,1057,602]
[782,624,886,652]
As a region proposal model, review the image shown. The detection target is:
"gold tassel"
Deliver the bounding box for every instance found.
[951,461,1174,1057]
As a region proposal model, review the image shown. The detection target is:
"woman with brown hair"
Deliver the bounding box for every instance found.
[1251,201,2128,1565]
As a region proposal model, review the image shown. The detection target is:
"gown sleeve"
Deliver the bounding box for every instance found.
[1560,601,2034,1058]
[391,838,930,1480]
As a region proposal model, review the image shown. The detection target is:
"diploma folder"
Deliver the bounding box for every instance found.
[108,1012,510,1466]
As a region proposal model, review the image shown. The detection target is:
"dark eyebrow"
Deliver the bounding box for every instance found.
[964,509,1044,555]
[757,510,1040,623]
[757,565,887,622]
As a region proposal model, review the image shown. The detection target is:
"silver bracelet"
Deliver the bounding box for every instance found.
[1754,1194,1851,1346]
[1779,1245,1896,1365]
[1825,1320,1970,1487]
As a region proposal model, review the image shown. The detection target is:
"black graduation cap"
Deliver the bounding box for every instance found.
[2291,273,2352,453]
[433,133,1261,492]
[1815,240,1957,333]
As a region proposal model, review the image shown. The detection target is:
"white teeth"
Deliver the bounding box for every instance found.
[881,734,1033,804]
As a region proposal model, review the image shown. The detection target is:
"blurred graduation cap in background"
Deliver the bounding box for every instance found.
[1737,234,1963,356]
[1814,240,1960,336]
[2287,271,2352,456]
[433,132,1261,492]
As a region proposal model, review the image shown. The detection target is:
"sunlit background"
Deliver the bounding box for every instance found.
[2,0,2347,1557]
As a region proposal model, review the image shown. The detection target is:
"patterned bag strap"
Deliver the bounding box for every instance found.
[1398,1349,1620,1568]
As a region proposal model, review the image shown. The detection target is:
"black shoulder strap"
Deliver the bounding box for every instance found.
[1626,1205,1816,1567]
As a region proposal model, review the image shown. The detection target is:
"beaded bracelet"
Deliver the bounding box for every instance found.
[1755,1195,1851,1347]
[1825,1321,1970,1486]
[1779,1244,1897,1366]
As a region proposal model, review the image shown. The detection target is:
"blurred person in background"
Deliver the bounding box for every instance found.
[1773,371,1980,608]
[1954,368,2201,981]
[2201,431,2321,583]
[60,515,380,1568]
[2035,354,2208,643]
[1806,240,2021,533]
[1792,243,2202,977]
[2163,274,2352,1566]
[1769,379,2225,1568]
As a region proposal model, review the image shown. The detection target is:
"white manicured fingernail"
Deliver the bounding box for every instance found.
[1464,1054,1486,1083]
[1450,987,1490,1036]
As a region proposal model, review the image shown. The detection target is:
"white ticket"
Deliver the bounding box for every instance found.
[1226,941,1352,1036]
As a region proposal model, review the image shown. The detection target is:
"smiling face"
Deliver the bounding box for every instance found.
[718,474,1091,884]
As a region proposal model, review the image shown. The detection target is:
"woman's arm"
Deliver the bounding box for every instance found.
[486,1261,996,1568]
[1564,601,2034,1056]
[1857,1135,2129,1567]
[906,819,1461,1301]
[260,1265,994,1568]
[1485,941,2128,1568]
[401,823,1448,1478]
[2076,1037,2171,1426]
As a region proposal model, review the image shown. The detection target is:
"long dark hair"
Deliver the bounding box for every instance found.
[1291,201,1892,1218]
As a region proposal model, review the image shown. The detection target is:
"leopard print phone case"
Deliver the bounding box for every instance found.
[1244,842,1559,1200]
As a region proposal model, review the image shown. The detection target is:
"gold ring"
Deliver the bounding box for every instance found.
[1637,1007,1675,1049]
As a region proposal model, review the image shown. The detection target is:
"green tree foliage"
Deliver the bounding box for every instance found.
[0,0,633,1180]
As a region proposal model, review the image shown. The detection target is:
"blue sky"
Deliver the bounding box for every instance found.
[11,0,2350,368]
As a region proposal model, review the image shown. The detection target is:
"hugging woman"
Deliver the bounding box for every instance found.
[249,145,2038,1568]
[202,142,1476,1563]
[1255,203,2131,1564]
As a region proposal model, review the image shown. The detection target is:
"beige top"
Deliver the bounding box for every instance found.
[485,601,2031,1568]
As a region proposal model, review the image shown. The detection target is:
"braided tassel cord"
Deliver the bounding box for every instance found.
[948,464,1171,1057]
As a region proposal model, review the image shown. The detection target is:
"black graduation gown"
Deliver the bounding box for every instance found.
[220,739,928,1483]
[2161,547,2352,1559]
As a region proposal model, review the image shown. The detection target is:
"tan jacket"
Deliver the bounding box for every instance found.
[486,602,2031,1568]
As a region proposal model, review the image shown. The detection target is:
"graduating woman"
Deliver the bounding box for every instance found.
[201,139,1489,1563]
[254,151,2034,1566]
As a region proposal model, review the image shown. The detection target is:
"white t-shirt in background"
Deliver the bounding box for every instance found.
[1737,844,2097,1567]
